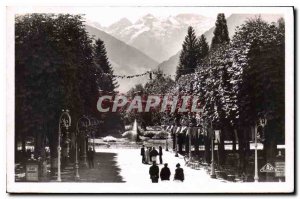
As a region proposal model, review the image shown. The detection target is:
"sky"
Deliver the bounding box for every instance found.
[11,6,233,26]
[82,7,232,26]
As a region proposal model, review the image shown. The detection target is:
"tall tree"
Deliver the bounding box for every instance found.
[15,14,100,170]
[176,26,199,80]
[93,39,123,137]
[94,39,119,92]
[197,34,209,65]
[144,69,175,127]
[231,17,285,169]
[211,13,230,49]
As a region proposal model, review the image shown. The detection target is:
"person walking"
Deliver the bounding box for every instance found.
[160,163,171,181]
[145,147,150,164]
[174,163,184,182]
[87,147,95,169]
[158,146,163,164]
[149,147,153,163]
[141,145,145,164]
[150,147,159,163]
[149,161,159,183]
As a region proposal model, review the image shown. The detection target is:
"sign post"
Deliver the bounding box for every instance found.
[210,121,216,179]
[26,157,39,182]
[254,123,259,182]
[275,151,285,182]
[254,116,267,182]
[57,109,71,182]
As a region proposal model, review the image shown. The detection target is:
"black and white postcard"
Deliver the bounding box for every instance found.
[6,5,294,193]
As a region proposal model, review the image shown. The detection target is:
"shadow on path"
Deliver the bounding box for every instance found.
[61,152,124,182]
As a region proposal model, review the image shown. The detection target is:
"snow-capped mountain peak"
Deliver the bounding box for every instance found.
[106,18,133,34]
[140,14,157,21]
[109,18,132,29]
[165,16,180,26]
[135,14,159,26]
[96,13,215,62]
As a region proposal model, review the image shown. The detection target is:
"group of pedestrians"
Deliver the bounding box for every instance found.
[149,161,184,183]
[141,145,163,165]
[140,144,184,183]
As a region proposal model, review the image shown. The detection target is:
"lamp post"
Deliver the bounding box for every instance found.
[166,127,171,151]
[210,120,216,178]
[90,117,99,151]
[254,122,259,183]
[57,109,71,182]
[174,87,180,158]
[254,116,267,183]
[165,134,169,151]
[188,127,192,161]
[188,114,194,161]
[74,115,89,180]
[81,116,91,168]
[175,126,179,157]
[93,131,95,151]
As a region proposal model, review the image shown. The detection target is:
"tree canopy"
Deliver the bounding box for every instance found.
[15,14,121,156]
[211,13,230,49]
[176,26,199,80]
[94,39,119,92]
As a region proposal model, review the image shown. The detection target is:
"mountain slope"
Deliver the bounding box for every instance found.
[157,51,181,78]
[103,14,215,62]
[85,25,158,92]
[157,14,283,77]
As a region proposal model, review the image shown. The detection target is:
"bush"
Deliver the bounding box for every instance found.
[143,131,156,138]
[152,131,168,139]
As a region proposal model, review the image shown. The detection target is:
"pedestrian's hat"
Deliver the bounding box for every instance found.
[176,163,180,167]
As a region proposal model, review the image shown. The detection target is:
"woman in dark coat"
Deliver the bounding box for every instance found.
[145,147,151,164]
[150,147,159,163]
[160,163,171,181]
[158,146,163,164]
[141,145,145,163]
[174,163,184,182]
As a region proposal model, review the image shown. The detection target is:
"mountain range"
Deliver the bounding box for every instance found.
[85,25,158,92]
[85,13,283,92]
[101,14,215,62]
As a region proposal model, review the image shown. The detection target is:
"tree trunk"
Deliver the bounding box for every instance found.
[178,134,183,153]
[21,133,26,154]
[218,128,226,165]
[172,133,175,150]
[237,127,246,173]
[34,128,43,158]
[204,134,211,164]
[48,123,58,176]
[185,134,189,154]
[15,134,19,163]
[232,128,237,152]
[194,131,200,153]
[264,120,277,182]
